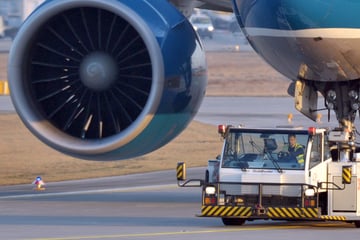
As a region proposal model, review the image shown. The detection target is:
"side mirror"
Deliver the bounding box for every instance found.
[342,165,352,184]
[176,162,186,181]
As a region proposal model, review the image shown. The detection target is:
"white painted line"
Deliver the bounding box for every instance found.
[0,184,177,200]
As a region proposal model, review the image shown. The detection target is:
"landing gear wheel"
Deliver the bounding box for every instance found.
[354,221,360,228]
[221,218,246,226]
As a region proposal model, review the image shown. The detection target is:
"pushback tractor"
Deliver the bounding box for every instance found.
[177,125,360,227]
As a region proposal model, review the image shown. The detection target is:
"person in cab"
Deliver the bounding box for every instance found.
[287,134,305,166]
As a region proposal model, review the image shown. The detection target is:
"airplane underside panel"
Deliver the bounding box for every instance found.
[244,35,360,83]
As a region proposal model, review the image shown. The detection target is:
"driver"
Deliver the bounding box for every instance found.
[287,134,305,165]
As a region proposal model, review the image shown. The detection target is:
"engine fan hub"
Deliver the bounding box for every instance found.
[79,51,118,91]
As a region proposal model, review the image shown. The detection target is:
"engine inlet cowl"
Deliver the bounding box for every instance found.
[8,0,207,160]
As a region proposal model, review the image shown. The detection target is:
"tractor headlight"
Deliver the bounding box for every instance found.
[304,188,315,197]
[205,186,216,195]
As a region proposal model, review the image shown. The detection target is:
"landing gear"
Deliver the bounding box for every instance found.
[295,80,359,162]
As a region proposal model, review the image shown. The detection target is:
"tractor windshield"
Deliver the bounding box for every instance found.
[222,129,309,170]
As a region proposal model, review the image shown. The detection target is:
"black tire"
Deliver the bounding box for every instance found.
[354,221,360,228]
[221,218,246,226]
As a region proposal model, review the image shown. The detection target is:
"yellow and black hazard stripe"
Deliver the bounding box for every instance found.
[321,215,347,221]
[342,166,352,184]
[267,207,319,219]
[176,162,186,181]
[201,205,252,217]
[201,205,348,221]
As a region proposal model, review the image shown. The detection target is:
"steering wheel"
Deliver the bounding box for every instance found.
[277,151,289,160]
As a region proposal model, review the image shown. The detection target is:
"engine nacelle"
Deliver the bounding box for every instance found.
[8,0,207,160]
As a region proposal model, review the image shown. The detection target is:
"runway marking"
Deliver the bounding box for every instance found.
[0,184,177,200]
[29,222,351,240]
[29,225,307,240]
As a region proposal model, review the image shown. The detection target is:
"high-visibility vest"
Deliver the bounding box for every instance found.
[290,143,304,165]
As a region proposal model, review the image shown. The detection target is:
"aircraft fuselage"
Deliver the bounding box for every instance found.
[233,0,360,130]
[233,0,360,82]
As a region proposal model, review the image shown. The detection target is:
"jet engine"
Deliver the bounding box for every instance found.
[8,0,207,160]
